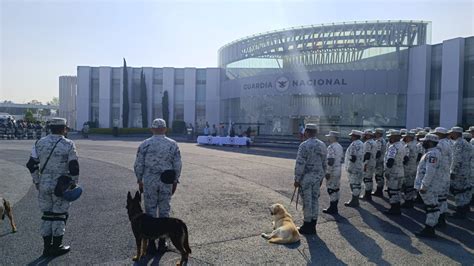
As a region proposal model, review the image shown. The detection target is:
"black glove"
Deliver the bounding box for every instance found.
[327,158,335,166]
[350,155,357,163]
[386,158,394,168]
[417,153,422,162]
[364,152,371,162]
[403,156,409,165]
[376,151,381,159]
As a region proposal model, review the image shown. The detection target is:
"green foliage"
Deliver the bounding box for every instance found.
[162,91,169,127]
[48,97,59,106]
[140,69,148,128]
[24,109,35,122]
[172,120,186,134]
[122,58,130,128]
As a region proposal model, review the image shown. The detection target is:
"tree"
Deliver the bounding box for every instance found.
[24,109,35,122]
[140,70,148,128]
[47,97,59,106]
[162,91,169,127]
[122,58,130,128]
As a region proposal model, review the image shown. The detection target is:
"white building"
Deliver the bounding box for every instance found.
[59,76,77,129]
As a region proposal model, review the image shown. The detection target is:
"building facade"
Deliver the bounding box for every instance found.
[75,21,474,135]
[59,76,77,129]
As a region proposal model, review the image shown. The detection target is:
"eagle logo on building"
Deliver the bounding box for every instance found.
[275,76,289,92]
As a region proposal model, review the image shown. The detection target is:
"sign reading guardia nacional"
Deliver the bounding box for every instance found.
[243,76,348,92]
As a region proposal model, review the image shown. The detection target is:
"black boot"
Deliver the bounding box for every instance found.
[42,236,52,256]
[50,236,70,257]
[450,205,467,219]
[415,224,436,238]
[401,200,414,209]
[298,221,316,235]
[147,239,158,255]
[344,196,359,207]
[415,192,424,204]
[322,201,338,214]
[360,191,372,201]
[435,213,447,228]
[372,187,384,197]
[157,238,168,253]
[384,203,401,215]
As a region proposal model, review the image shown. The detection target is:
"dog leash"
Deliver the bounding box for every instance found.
[290,186,300,210]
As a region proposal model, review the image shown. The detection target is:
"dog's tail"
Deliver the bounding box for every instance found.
[183,223,192,254]
[268,237,299,244]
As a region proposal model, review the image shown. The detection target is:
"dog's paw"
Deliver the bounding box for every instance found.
[261,233,268,239]
[132,255,139,261]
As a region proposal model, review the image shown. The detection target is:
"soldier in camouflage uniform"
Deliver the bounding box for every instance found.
[373,128,387,197]
[433,127,452,226]
[448,127,472,218]
[384,130,406,215]
[469,126,474,205]
[26,118,79,257]
[361,129,377,201]
[401,131,418,208]
[322,131,343,214]
[294,124,327,234]
[134,118,182,252]
[344,130,364,207]
[414,134,442,238]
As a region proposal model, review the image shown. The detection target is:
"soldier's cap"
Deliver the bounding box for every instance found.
[325,131,340,138]
[424,127,431,132]
[416,131,427,137]
[349,130,364,137]
[375,128,384,134]
[403,131,416,137]
[48,118,67,126]
[416,127,424,132]
[151,118,167,129]
[363,129,374,135]
[469,126,474,132]
[433,127,448,135]
[420,133,439,143]
[386,129,401,137]
[447,126,463,134]
[400,129,407,134]
[304,123,318,131]
[462,132,472,139]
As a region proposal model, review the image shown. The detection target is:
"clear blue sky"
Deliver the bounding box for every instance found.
[1,0,473,103]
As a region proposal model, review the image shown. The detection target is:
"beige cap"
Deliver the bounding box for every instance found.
[386,129,401,137]
[375,128,385,134]
[349,130,364,137]
[434,127,448,134]
[420,133,439,142]
[151,118,167,129]
[325,131,340,138]
[448,126,463,134]
[49,117,67,126]
[305,123,318,130]
[363,129,374,135]
[462,132,472,139]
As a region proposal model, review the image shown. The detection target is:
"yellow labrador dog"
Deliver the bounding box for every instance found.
[261,203,300,244]
[1,197,17,233]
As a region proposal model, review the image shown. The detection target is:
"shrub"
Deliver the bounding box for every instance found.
[172,120,186,134]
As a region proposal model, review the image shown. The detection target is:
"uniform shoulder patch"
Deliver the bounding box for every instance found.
[428,156,437,163]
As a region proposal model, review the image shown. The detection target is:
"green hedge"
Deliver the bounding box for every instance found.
[89,128,152,135]
[172,120,186,134]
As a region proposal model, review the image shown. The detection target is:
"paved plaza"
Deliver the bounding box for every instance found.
[0,138,473,265]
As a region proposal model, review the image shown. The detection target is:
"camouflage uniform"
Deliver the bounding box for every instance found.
[325,141,343,202]
[402,139,418,201]
[375,136,387,189]
[134,135,182,218]
[436,138,452,214]
[29,134,79,237]
[295,137,327,222]
[450,137,472,207]
[385,141,406,204]
[345,138,364,197]
[363,138,377,193]
[415,146,442,227]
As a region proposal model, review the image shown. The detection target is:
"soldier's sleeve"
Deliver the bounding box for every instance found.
[450,144,462,175]
[321,142,328,174]
[68,142,79,183]
[327,145,336,169]
[173,144,182,182]
[421,153,439,190]
[133,143,146,182]
[294,144,307,182]
[26,142,40,184]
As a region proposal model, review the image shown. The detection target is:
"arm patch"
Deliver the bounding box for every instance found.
[428,157,437,164]
[26,157,39,173]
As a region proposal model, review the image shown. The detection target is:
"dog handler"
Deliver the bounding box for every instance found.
[294,123,327,235]
[134,118,182,253]
[26,118,79,257]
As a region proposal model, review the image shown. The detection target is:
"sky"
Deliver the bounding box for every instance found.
[1,0,473,103]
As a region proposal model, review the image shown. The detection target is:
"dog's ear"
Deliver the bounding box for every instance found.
[134,191,141,202]
[127,191,132,202]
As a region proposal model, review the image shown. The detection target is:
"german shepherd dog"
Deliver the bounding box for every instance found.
[0,197,17,233]
[126,191,191,265]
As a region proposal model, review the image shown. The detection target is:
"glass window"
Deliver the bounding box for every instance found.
[462,37,474,127]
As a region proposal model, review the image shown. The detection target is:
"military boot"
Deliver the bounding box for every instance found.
[157,238,168,253]
[415,225,436,238]
[360,191,372,201]
[401,200,415,209]
[371,186,384,198]
[344,196,359,207]
[322,201,338,214]
[298,222,316,235]
[42,235,52,256]
[384,203,401,215]
[50,236,70,257]
[435,213,447,228]
[450,205,467,219]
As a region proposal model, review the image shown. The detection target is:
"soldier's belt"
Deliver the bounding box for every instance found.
[42,211,69,222]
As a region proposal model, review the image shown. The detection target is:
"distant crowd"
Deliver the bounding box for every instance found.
[0,118,46,140]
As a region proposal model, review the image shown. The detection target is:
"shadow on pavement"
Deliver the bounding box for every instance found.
[27,256,54,266]
[198,145,297,159]
[302,234,346,265]
[336,216,390,265]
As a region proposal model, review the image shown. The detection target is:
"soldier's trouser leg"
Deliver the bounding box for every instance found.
[39,179,70,237]
[420,192,440,227]
[386,174,401,204]
[450,176,472,207]
[157,181,173,218]
[438,179,450,214]
[300,179,320,223]
[375,162,384,189]
[349,173,362,197]
[402,174,417,201]
[363,167,375,192]
[143,178,160,218]
[326,174,341,202]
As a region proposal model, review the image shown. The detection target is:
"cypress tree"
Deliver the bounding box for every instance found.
[122,58,129,128]
[162,91,169,127]
[140,70,148,128]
